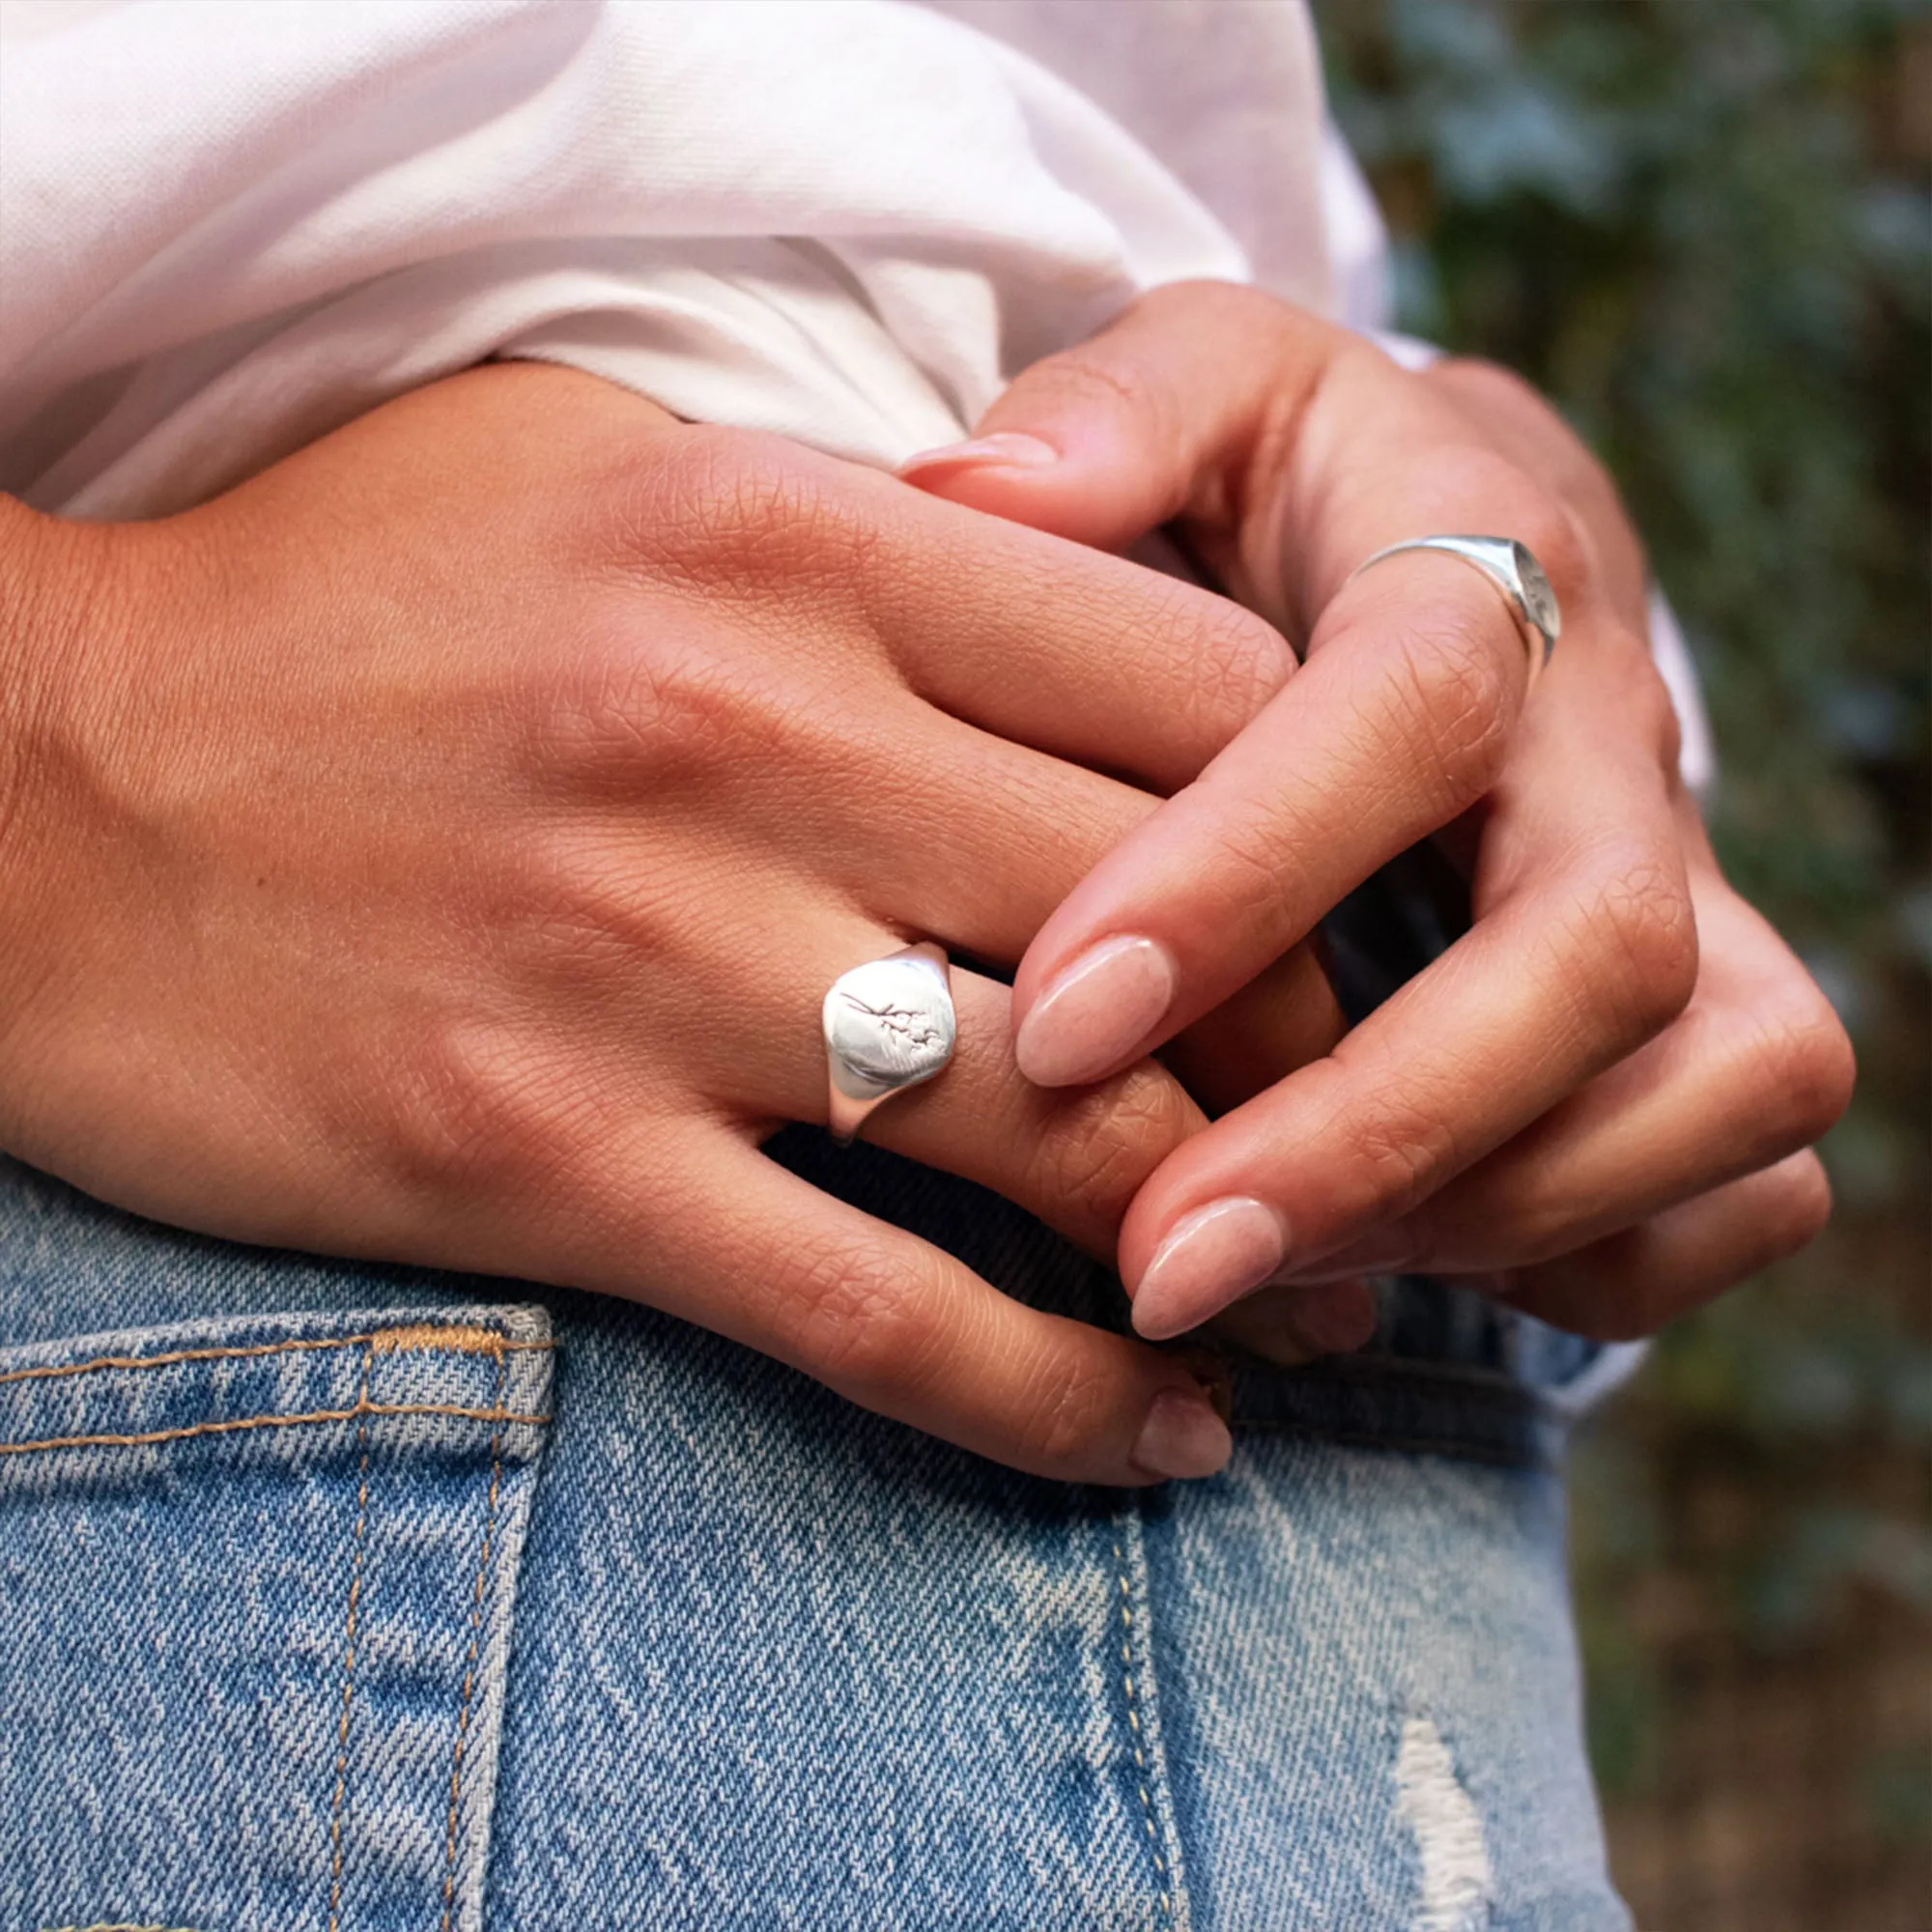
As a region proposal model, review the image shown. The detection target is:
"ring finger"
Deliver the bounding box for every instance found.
[679,906,1215,1265]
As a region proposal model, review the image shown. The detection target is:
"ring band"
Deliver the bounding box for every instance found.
[1349,535,1562,688]
[822,942,957,1144]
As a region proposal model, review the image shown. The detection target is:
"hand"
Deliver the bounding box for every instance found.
[0,360,1305,1483]
[905,282,1854,1349]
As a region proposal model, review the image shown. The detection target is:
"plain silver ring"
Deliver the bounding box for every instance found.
[1348,535,1562,690]
[822,942,957,1144]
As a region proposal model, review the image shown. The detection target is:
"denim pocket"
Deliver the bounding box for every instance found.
[0,1302,553,1932]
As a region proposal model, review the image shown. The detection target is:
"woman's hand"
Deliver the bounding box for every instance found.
[0,360,1304,1483]
[905,282,1854,1349]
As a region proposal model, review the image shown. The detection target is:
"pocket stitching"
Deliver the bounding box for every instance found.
[0,1329,552,1391]
[0,1399,550,1460]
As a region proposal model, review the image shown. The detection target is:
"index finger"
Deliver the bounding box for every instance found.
[997,328,1596,1091]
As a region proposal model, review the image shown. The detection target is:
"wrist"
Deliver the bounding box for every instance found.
[0,496,120,1092]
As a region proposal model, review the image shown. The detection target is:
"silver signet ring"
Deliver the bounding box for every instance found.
[822,943,957,1144]
[1348,535,1562,690]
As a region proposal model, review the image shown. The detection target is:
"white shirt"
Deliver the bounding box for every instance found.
[0,0,1708,780]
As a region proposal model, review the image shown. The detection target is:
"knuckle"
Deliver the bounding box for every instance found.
[1196,803,1315,947]
[1029,1067,1196,1234]
[530,639,756,789]
[1384,600,1517,807]
[1432,447,1591,597]
[498,822,687,988]
[1340,1091,1464,1227]
[1621,650,1685,774]
[1499,481,1590,602]
[781,1236,939,1396]
[381,1014,585,1200]
[1750,988,1857,1149]
[1024,1350,1119,1470]
[605,425,879,605]
[1441,360,1618,498]
[1022,347,1160,427]
[1575,852,1700,1041]
[1435,356,1538,412]
[1768,1154,1834,1256]
[1183,600,1295,738]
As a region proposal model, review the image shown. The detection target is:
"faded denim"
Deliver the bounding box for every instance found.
[1,797,1633,1932]
[0,1116,1632,1932]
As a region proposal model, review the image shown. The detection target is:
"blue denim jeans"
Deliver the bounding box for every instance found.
[0,1117,1633,1932]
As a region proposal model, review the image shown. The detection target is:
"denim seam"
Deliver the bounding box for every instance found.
[326,1343,378,1932]
[439,1348,506,1932]
[0,1331,553,1390]
[1110,1510,1188,1929]
[0,1401,551,1459]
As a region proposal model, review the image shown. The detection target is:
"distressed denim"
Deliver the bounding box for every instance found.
[0,1126,1632,1932]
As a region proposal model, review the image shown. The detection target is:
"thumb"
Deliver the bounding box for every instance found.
[897,280,1342,560]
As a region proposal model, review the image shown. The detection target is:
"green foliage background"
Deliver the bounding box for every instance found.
[1321,0,1930,1907]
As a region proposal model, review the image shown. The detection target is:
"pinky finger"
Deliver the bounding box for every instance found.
[1499,1151,1833,1341]
[582,1133,1234,1487]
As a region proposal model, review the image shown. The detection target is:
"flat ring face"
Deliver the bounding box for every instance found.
[822,953,956,1103]
[1507,539,1563,651]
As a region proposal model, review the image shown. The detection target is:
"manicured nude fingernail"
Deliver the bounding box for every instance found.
[897,432,1060,476]
[1132,1196,1288,1342]
[1014,935,1178,1087]
[1131,1387,1234,1482]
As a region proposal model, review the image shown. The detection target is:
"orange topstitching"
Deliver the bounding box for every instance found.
[0,1327,552,1391]
[0,1398,550,1459]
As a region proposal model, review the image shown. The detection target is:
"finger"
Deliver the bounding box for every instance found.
[878,520,1297,795]
[938,297,1608,1090]
[1114,710,1698,1340]
[1499,1150,1833,1340]
[899,279,1336,573]
[663,890,1211,1264]
[1423,358,1648,623]
[558,655,1164,970]
[833,973,1218,1267]
[1202,1277,1378,1366]
[548,1125,1236,1485]
[526,801,1327,1268]
[661,429,1293,795]
[804,702,1348,1077]
[1158,942,1346,1117]
[838,706,1165,966]
[1298,878,1854,1279]
[877,730,1349,1125]
[1002,548,1542,1089]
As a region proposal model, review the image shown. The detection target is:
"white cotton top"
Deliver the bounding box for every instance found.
[0,0,1333,514]
[0,0,1708,781]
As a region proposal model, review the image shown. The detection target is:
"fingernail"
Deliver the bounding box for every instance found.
[1132,1196,1288,1342]
[1131,1387,1234,1482]
[1173,1348,1235,1424]
[897,431,1060,476]
[1014,935,1178,1087]
[1285,1280,1378,1355]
